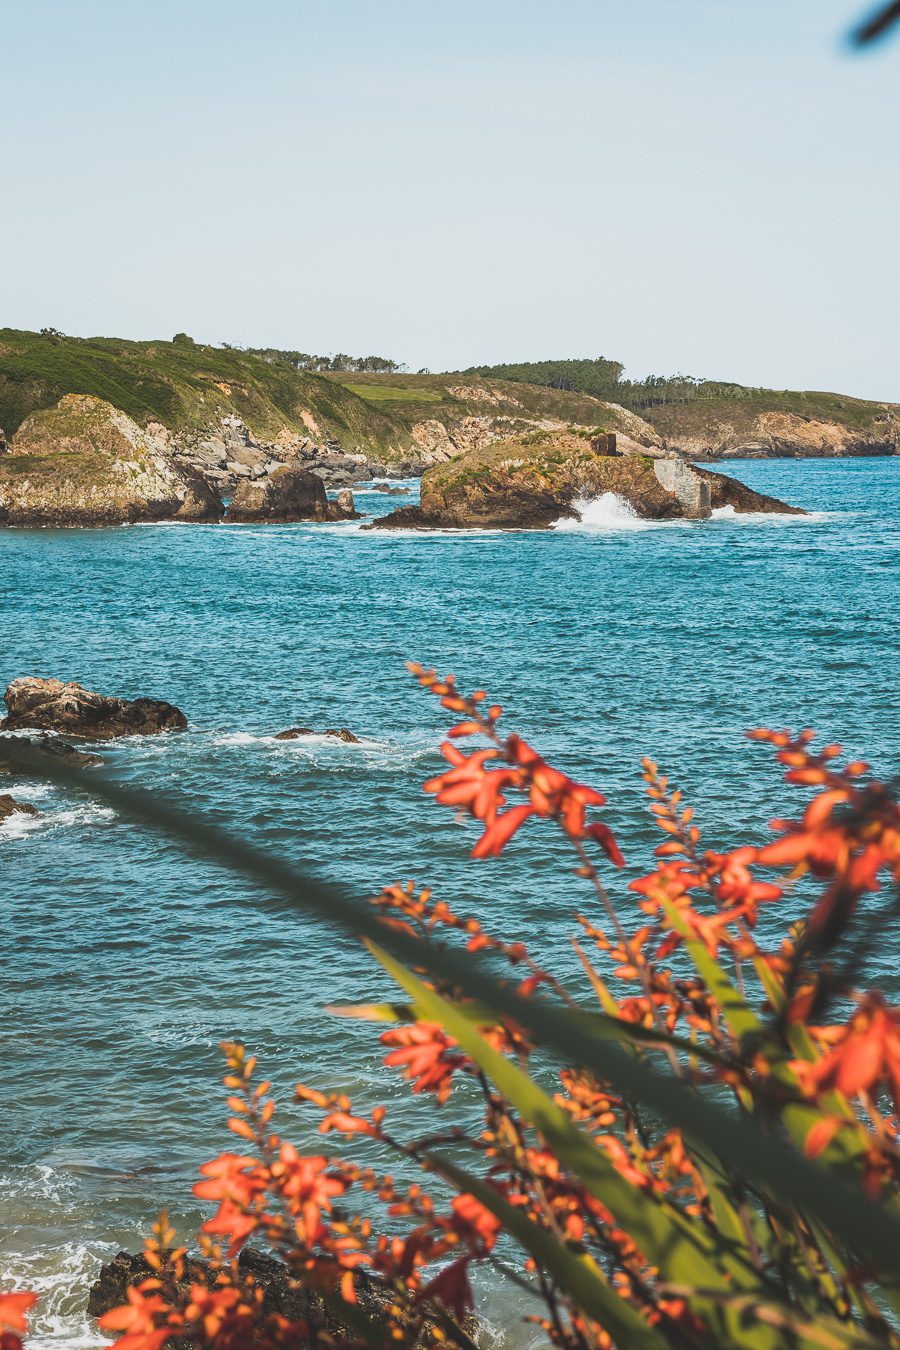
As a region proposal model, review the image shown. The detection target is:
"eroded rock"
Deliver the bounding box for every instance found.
[1,678,187,740]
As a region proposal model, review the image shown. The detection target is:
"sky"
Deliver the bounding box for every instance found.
[2,0,898,400]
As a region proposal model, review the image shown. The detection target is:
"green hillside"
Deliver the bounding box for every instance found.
[0,329,403,451]
[0,331,641,458]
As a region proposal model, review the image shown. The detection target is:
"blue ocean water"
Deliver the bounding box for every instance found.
[0,458,898,1347]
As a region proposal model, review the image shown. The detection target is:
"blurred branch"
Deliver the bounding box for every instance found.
[851,0,900,44]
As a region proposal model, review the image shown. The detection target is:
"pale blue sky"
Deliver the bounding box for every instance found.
[2,1,898,398]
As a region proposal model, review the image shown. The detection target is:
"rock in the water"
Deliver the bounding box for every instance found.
[372,481,410,495]
[0,794,39,823]
[87,1249,463,1348]
[1,677,187,740]
[369,431,803,530]
[226,466,339,523]
[334,488,359,517]
[0,733,103,774]
[275,726,360,743]
[0,395,223,526]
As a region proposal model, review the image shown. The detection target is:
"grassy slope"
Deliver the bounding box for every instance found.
[0,332,637,458]
[0,329,403,452]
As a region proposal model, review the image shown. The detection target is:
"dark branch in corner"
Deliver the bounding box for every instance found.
[851,0,900,44]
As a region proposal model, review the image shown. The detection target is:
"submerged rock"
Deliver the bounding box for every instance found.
[275,726,361,743]
[0,395,223,526]
[0,794,39,824]
[370,431,803,530]
[1,677,187,740]
[0,732,103,774]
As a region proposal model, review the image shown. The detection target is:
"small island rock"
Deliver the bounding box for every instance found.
[275,726,361,743]
[370,431,803,530]
[2,677,187,740]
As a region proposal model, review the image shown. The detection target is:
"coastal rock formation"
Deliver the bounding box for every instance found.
[370,433,803,531]
[1,677,187,740]
[226,466,356,524]
[0,733,103,775]
[275,726,361,743]
[0,794,39,824]
[696,467,807,514]
[88,1250,464,1348]
[0,395,223,526]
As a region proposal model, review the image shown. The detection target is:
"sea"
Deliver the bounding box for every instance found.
[1,457,898,1348]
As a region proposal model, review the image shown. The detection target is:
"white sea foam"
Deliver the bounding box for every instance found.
[553,492,667,532]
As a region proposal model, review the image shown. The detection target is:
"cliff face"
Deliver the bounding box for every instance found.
[371,433,803,531]
[645,404,900,460]
[0,395,222,526]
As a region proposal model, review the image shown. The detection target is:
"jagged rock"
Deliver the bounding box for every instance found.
[0,396,223,526]
[0,794,39,823]
[370,431,803,531]
[334,489,359,517]
[696,467,806,514]
[1,678,187,740]
[87,1249,464,1349]
[275,727,361,743]
[0,733,103,775]
[227,466,346,524]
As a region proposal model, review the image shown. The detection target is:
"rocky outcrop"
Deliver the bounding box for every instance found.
[334,488,359,517]
[0,396,223,526]
[371,433,803,531]
[0,794,39,824]
[1,678,187,740]
[88,1249,465,1348]
[226,467,357,524]
[275,726,361,743]
[696,467,806,514]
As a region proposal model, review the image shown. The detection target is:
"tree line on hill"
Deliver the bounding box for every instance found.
[461,357,780,412]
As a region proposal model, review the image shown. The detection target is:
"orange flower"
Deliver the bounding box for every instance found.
[193,1152,266,1207]
[271,1142,348,1240]
[381,1022,467,1102]
[799,996,900,1111]
[98,1286,174,1350]
[0,1296,36,1335]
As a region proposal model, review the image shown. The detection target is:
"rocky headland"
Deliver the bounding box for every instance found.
[1,677,187,740]
[370,432,803,531]
[0,395,223,527]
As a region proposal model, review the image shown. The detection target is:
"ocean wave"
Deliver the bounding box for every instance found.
[0,803,116,843]
[553,493,687,532]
